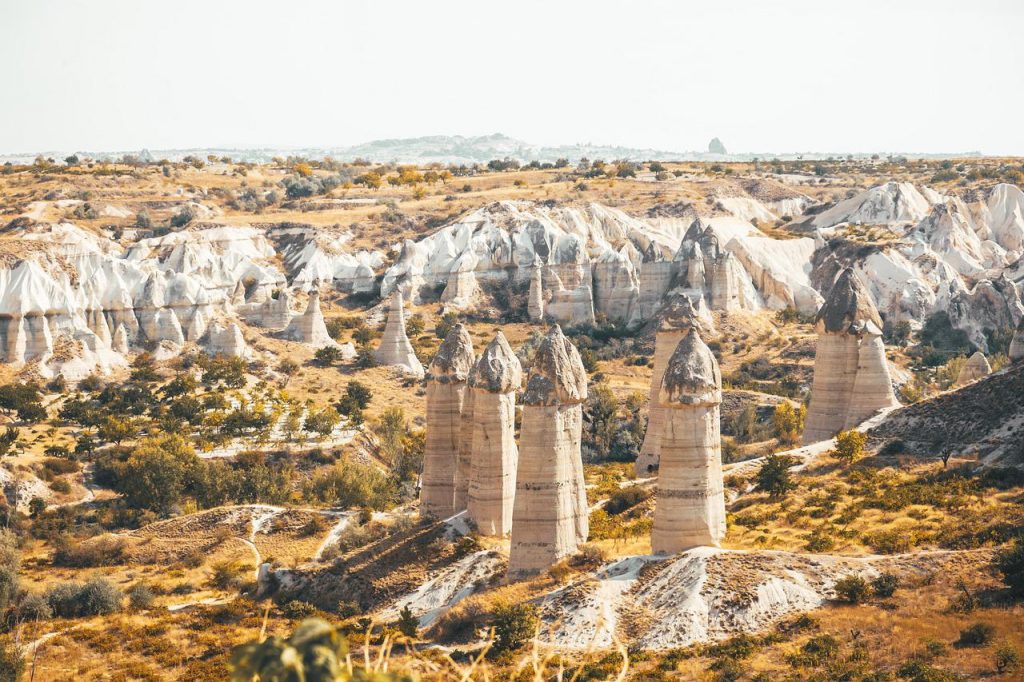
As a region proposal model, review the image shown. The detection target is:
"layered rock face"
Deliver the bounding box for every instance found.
[651,330,726,553]
[636,293,715,475]
[282,290,335,347]
[466,332,523,536]
[373,291,425,378]
[421,324,475,519]
[803,269,898,444]
[509,325,589,577]
[954,351,991,388]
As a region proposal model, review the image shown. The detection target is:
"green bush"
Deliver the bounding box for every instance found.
[490,602,538,654]
[46,578,123,618]
[996,537,1024,596]
[995,645,1021,674]
[956,622,995,647]
[834,575,871,604]
[871,573,900,598]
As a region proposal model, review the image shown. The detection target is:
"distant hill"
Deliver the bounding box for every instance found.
[0,133,983,165]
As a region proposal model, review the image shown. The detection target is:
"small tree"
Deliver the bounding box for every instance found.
[313,346,344,367]
[772,402,805,446]
[490,602,538,654]
[832,430,866,464]
[997,537,1024,596]
[756,454,795,499]
[995,646,1021,674]
[397,605,418,638]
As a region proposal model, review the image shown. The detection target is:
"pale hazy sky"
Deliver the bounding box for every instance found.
[2,0,1022,155]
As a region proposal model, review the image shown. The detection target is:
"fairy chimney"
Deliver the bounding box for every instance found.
[508,325,589,577]
[420,324,475,519]
[374,290,425,379]
[650,329,727,553]
[954,351,991,388]
[466,333,523,536]
[803,268,897,444]
[636,292,715,475]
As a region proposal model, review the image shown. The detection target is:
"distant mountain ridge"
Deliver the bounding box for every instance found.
[0,133,983,165]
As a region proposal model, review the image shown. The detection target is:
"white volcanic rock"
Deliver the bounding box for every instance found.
[984,183,1024,254]
[270,225,383,293]
[651,330,726,553]
[466,332,522,536]
[203,321,251,358]
[421,324,475,519]
[509,325,589,577]
[1010,318,1024,362]
[954,351,991,388]
[373,291,424,378]
[804,269,899,444]
[811,182,938,229]
[282,290,337,347]
[944,275,1023,352]
[636,292,715,475]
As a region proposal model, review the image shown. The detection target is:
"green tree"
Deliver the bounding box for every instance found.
[98,415,136,445]
[313,346,344,367]
[397,606,418,638]
[772,402,805,446]
[490,602,538,654]
[118,434,199,513]
[832,430,866,464]
[304,406,341,439]
[756,454,795,499]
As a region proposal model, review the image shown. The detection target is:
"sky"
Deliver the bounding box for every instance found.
[1,0,1022,156]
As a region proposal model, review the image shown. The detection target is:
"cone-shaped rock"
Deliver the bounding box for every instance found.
[283,290,335,346]
[420,324,475,519]
[804,269,897,444]
[112,323,130,355]
[636,292,716,475]
[203,321,250,358]
[1011,318,1024,362]
[374,290,425,379]
[467,333,522,536]
[509,325,589,577]
[650,330,726,553]
[954,351,991,388]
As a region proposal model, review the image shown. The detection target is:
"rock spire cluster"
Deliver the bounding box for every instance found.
[803,269,898,444]
[650,330,726,553]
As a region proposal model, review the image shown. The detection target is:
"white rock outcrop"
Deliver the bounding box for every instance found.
[421,324,475,519]
[651,330,726,554]
[509,325,589,577]
[954,351,991,388]
[803,268,899,444]
[282,290,337,347]
[466,332,523,536]
[202,321,250,358]
[373,291,424,379]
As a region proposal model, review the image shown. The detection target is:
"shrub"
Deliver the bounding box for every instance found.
[833,430,866,464]
[957,623,995,648]
[0,637,23,682]
[209,561,248,590]
[834,575,871,604]
[397,605,418,638]
[17,592,52,621]
[996,537,1024,596]
[128,583,155,610]
[871,573,900,598]
[604,486,651,515]
[47,578,123,617]
[756,455,795,498]
[53,535,129,567]
[490,602,538,654]
[995,646,1021,674]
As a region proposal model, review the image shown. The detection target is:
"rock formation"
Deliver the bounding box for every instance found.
[466,332,522,536]
[420,324,475,519]
[282,290,335,347]
[203,321,250,358]
[803,269,898,444]
[1012,318,1024,362]
[373,290,425,379]
[636,293,714,475]
[509,325,589,577]
[954,351,992,388]
[528,263,545,322]
[651,329,726,553]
